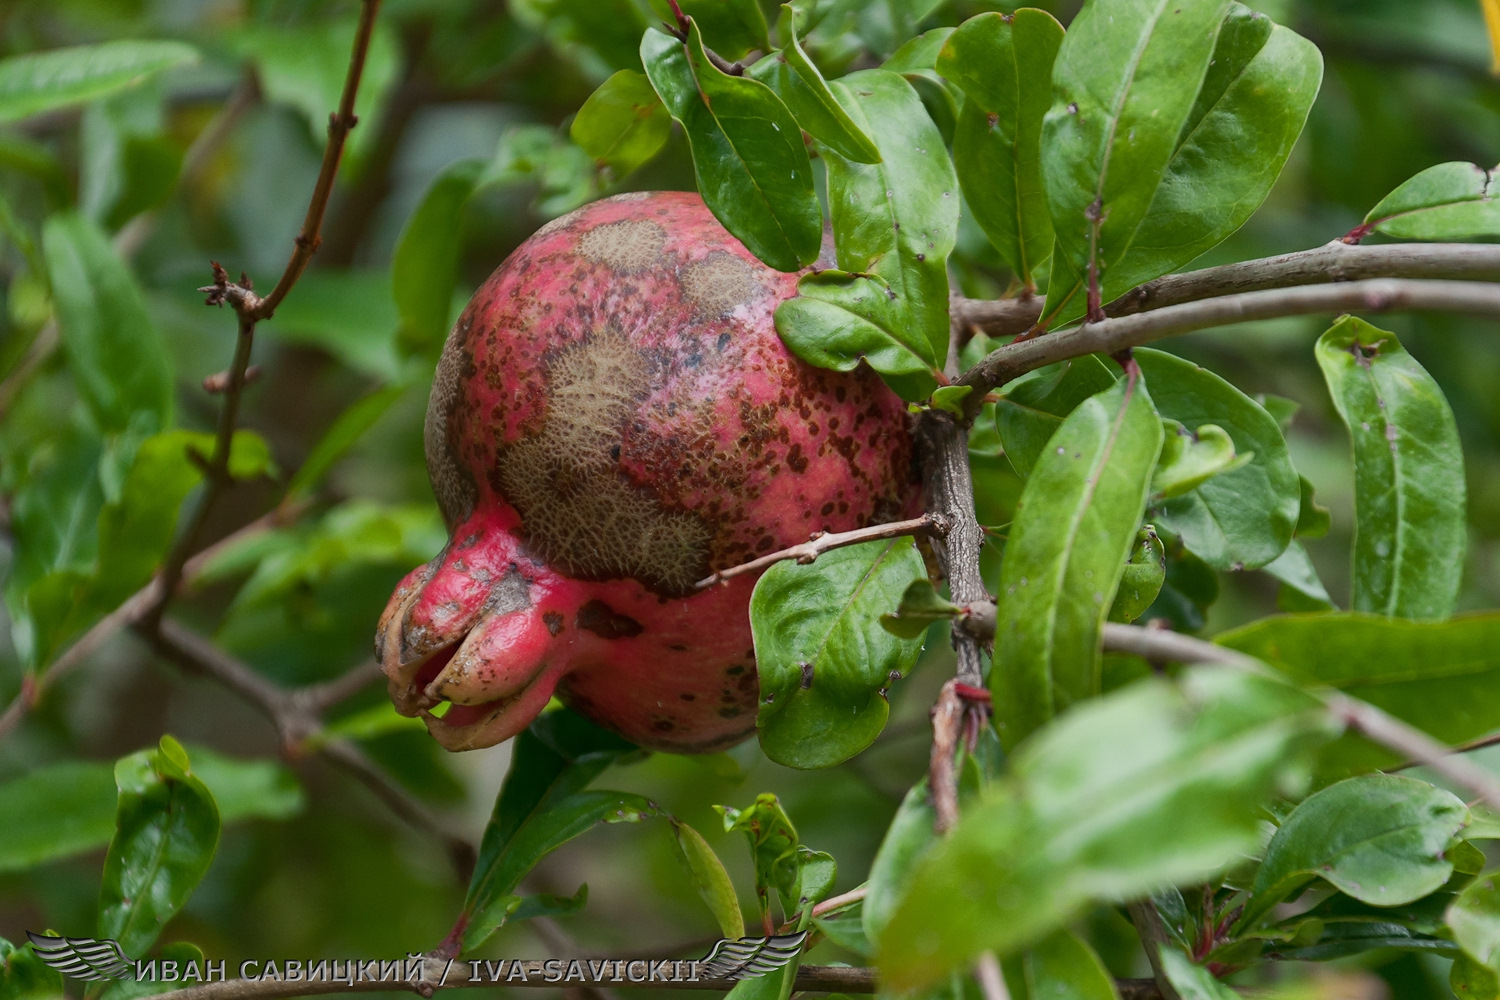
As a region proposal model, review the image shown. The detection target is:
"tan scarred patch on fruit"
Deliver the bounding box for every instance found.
[681,250,759,317]
[426,317,478,527]
[577,219,666,272]
[495,330,712,595]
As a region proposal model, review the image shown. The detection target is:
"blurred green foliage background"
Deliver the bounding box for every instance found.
[2,0,1498,996]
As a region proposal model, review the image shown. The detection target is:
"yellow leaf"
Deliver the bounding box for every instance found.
[1484,0,1500,72]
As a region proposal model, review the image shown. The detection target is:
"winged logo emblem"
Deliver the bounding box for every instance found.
[695,931,807,982]
[26,933,133,981]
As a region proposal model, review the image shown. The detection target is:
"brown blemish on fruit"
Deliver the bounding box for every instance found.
[576,599,644,639]
[681,250,758,317]
[578,219,666,272]
[543,611,564,636]
[426,317,479,528]
[496,331,713,595]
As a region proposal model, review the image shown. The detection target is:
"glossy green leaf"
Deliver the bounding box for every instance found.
[878,666,1335,988]
[43,212,172,433]
[937,10,1063,286]
[863,780,937,943]
[478,124,597,218]
[1316,316,1465,619]
[286,385,406,501]
[1450,873,1500,972]
[1261,540,1334,612]
[1096,7,1323,305]
[463,709,646,950]
[751,537,926,768]
[880,579,961,639]
[1039,0,1232,323]
[1159,949,1240,1000]
[670,818,745,940]
[648,0,770,60]
[570,69,672,176]
[747,8,881,163]
[641,23,820,272]
[0,936,64,1000]
[992,376,1163,748]
[1452,953,1500,999]
[1365,162,1500,240]
[993,355,1117,478]
[1108,526,1165,623]
[1137,348,1300,572]
[777,69,955,400]
[99,737,221,958]
[1241,775,1469,928]
[393,158,483,355]
[1216,612,1500,773]
[1295,476,1331,538]
[1152,421,1248,500]
[183,745,303,824]
[0,40,197,124]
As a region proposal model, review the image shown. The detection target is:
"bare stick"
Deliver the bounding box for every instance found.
[1097,624,1500,814]
[929,680,965,834]
[951,241,1500,343]
[1390,730,1500,772]
[694,514,948,589]
[957,278,1500,413]
[974,953,1011,1000]
[810,885,867,919]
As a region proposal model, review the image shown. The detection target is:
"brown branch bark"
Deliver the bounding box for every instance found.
[956,278,1500,413]
[694,514,948,589]
[951,241,1500,343]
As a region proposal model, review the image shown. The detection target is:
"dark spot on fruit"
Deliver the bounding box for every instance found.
[726,664,745,676]
[543,611,564,636]
[718,706,742,718]
[669,643,688,651]
[576,599,644,639]
[717,332,731,350]
[680,693,696,701]
[653,718,675,732]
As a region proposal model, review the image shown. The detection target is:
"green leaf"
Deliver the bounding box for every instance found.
[393,159,484,355]
[1261,540,1334,613]
[233,17,400,161]
[286,385,406,501]
[99,737,221,958]
[992,375,1163,748]
[1365,162,1500,240]
[314,700,428,744]
[0,936,64,1000]
[263,272,402,380]
[1450,873,1500,972]
[478,124,597,218]
[1039,0,1232,324]
[648,0,770,60]
[1151,421,1249,500]
[462,709,646,950]
[43,212,172,433]
[746,8,881,163]
[774,67,956,400]
[1316,316,1466,620]
[877,666,1335,989]
[669,818,745,940]
[641,23,820,272]
[0,40,198,124]
[863,780,937,943]
[511,0,649,73]
[1452,953,1500,999]
[1159,949,1241,999]
[1295,476,1331,539]
[993,355,1118,478]
[880,579,962,639]
[751,537,926,768]
[570,69,672,177]
[718,793,802,919]
[1137,348,1300,572]
[182,745,303,824]
[1241,774,1469,928]
[0,761,116,873]
[1108,526,1165,623]
[937,10,1064,286]
[1216,612,1500,774]
[1098,6,1323,303]
[1018,930,1122,1000]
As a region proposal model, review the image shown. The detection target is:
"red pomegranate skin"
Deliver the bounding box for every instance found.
[376,191,918,753]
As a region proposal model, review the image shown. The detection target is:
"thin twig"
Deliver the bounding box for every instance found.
[693,514,948,589]
[1390,729,1500,772]
[1127,901,1185,1000]
[974,953,1010,1000]
[957,278,1500,410]
[809,886,867,919]
[929,680,965,835]
[951,240,1500,344]
[293,660,383,715]
[1096,624,1500,814]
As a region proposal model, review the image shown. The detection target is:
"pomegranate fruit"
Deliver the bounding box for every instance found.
[376,191,918,753]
